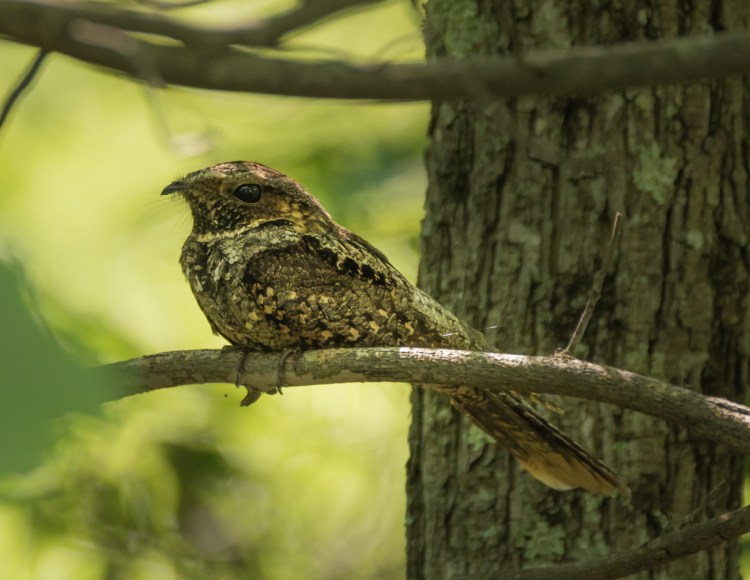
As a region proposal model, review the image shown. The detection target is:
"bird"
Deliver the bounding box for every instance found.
[162,160,628,496]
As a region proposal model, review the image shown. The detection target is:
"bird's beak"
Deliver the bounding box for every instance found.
[161,180,185,196]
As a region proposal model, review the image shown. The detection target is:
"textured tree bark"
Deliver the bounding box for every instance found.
[407,1,750,578]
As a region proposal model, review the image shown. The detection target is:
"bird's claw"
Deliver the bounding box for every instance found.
[240,388,262,407]
[230,346,267,406]
[276,348,303,393]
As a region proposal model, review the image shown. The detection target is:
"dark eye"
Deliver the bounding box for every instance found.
[233,184,262,203]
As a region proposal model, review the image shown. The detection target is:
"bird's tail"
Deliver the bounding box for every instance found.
[447,386,629,496]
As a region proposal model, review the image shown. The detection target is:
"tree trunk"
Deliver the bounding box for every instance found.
[407,2,750,578]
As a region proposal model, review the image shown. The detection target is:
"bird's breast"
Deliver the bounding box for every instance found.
[180,225,304,349]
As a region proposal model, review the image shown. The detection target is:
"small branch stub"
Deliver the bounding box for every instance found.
[560,212,623,357]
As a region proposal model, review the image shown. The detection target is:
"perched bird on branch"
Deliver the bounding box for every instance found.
[163,161,627,496]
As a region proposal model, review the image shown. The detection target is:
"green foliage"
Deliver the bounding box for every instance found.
[0,259,115,474]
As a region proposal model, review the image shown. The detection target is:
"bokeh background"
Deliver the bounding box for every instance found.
[4,2,750,579]
[0,1,427,578]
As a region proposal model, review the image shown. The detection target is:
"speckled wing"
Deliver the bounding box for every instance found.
[239,228,437,350]
[242,225,628,495]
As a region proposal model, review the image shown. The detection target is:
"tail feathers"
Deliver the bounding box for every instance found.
[447,386,629,496]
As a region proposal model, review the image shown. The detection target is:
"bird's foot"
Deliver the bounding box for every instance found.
[276,348,303,394]
[225,345,265,407]
[240,388,262,407]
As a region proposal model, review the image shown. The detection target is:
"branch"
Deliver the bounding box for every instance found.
[3,0,750,100]
[0,0,385,50]
[94,347,750,453]
[511,504,750,579]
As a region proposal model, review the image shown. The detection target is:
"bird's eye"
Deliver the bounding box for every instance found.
[233,184,262,203]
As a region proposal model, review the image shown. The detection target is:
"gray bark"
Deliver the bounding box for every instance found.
[407,1,750,578]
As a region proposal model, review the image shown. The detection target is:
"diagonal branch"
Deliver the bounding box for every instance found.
[94,347,750,453]
[511,504,750,579]
[3,0,750,100]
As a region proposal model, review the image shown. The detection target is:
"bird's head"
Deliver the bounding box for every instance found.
[162,161,334,236]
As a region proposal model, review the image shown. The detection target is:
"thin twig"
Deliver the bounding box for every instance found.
[680,480,729,528]
[560,212,623,356]
[92,347,750,453]
[0,49,47,131]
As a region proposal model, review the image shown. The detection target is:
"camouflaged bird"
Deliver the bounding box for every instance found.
[163,161,628,495]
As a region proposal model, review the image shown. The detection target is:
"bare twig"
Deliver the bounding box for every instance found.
[0,49,47,131]
[560,212,623,356]
[69,20,213,155]
[3,0,750,100]
[93,347,750,453]
[509,504,750,579]
[134,0,215,10]
[243,0,386,47]
[680,481,728,528]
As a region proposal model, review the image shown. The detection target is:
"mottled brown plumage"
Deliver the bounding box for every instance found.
[163,161,627,495]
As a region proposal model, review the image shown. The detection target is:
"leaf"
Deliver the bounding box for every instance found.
[0,260,116,474]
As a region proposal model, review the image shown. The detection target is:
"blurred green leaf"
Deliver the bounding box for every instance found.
[0,259,116,474]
